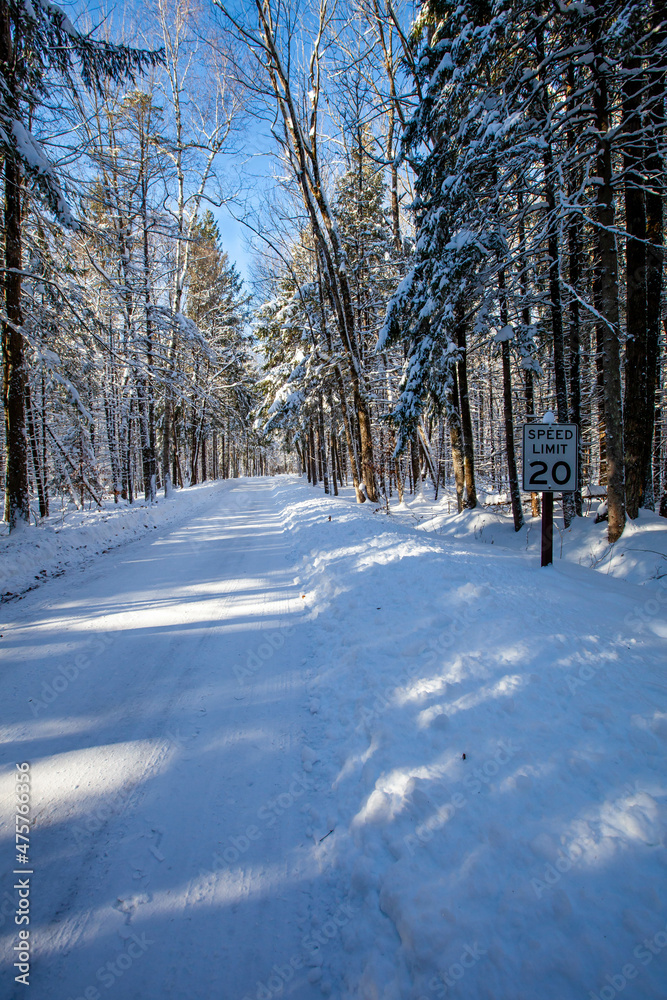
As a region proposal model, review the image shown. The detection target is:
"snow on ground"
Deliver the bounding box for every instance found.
[270,480,667,1000]
[1,478,322,1000]
[1,475,666,1000]
[403,486,667,588]
[0,480,237,602]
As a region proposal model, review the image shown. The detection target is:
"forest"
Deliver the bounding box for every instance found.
[1,0,665,546]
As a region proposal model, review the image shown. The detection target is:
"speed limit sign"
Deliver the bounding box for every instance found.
[522,424,578,492]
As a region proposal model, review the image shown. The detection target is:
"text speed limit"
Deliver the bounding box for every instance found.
[522,424,578,492]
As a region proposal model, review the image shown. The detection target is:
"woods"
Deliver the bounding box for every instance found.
[1,0,261,529]
[380,0,666,543]
[2,0,666,545]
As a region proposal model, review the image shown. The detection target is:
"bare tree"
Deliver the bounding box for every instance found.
[212,0,378,502]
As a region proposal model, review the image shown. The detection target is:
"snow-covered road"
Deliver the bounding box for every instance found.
[1,475,667,1000]
[1,479,323,1000]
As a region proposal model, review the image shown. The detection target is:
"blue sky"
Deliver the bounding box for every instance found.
[63,0,270,286]
[213,205,254,285]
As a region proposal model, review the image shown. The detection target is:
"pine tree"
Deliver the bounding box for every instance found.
[184,211,253,484]
[1,0,161,528]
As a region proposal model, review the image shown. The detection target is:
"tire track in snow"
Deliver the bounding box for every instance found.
[0,479,323,1000]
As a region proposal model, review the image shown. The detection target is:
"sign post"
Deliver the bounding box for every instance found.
[540,491,553,568]
[522,420,578,567]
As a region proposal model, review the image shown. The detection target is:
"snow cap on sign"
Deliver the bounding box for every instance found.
[542,410,556,424]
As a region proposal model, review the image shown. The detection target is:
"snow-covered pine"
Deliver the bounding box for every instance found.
[378,0,667,537]
[1,0,161,528]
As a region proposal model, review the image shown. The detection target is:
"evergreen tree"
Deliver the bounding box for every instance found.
[1,0,161,528]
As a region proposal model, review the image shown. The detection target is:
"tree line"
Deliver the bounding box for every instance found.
[240,0,666,544]
[2,0,666,546]
[1,0,264,529]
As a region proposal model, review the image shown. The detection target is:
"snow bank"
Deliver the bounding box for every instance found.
[403,491,667,589]
[0,479,246,601]
[272,477,667,1000]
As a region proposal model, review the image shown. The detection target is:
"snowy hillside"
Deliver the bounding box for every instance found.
[1,476,666,1000]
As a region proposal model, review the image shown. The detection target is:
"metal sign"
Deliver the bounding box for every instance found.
[522,424,578,493]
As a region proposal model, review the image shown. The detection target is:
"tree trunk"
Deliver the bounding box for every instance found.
[394,454,404,503]
[318,399,329,494]
[517,190,540,517]
[622,37,648,519]
[410,427,421,496]
[567,58,583,517]
[593,269,607,486]
[536,20,572,529]
[25,383,47,518]
[252,1,377,502]
[591,11,625,542]
[334,366,364,501]
[457,320,477,508]
[646,0,665,513]
[140,119,157,504]
[104,362,122,503]
[309,423,318,485]
[447,363,465,513]
[1,1,30,528]
[330,432,339,496]
[499,271,523,531]
[136,372,155,502]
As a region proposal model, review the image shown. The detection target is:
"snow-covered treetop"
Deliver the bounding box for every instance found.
[0,0,163,226]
